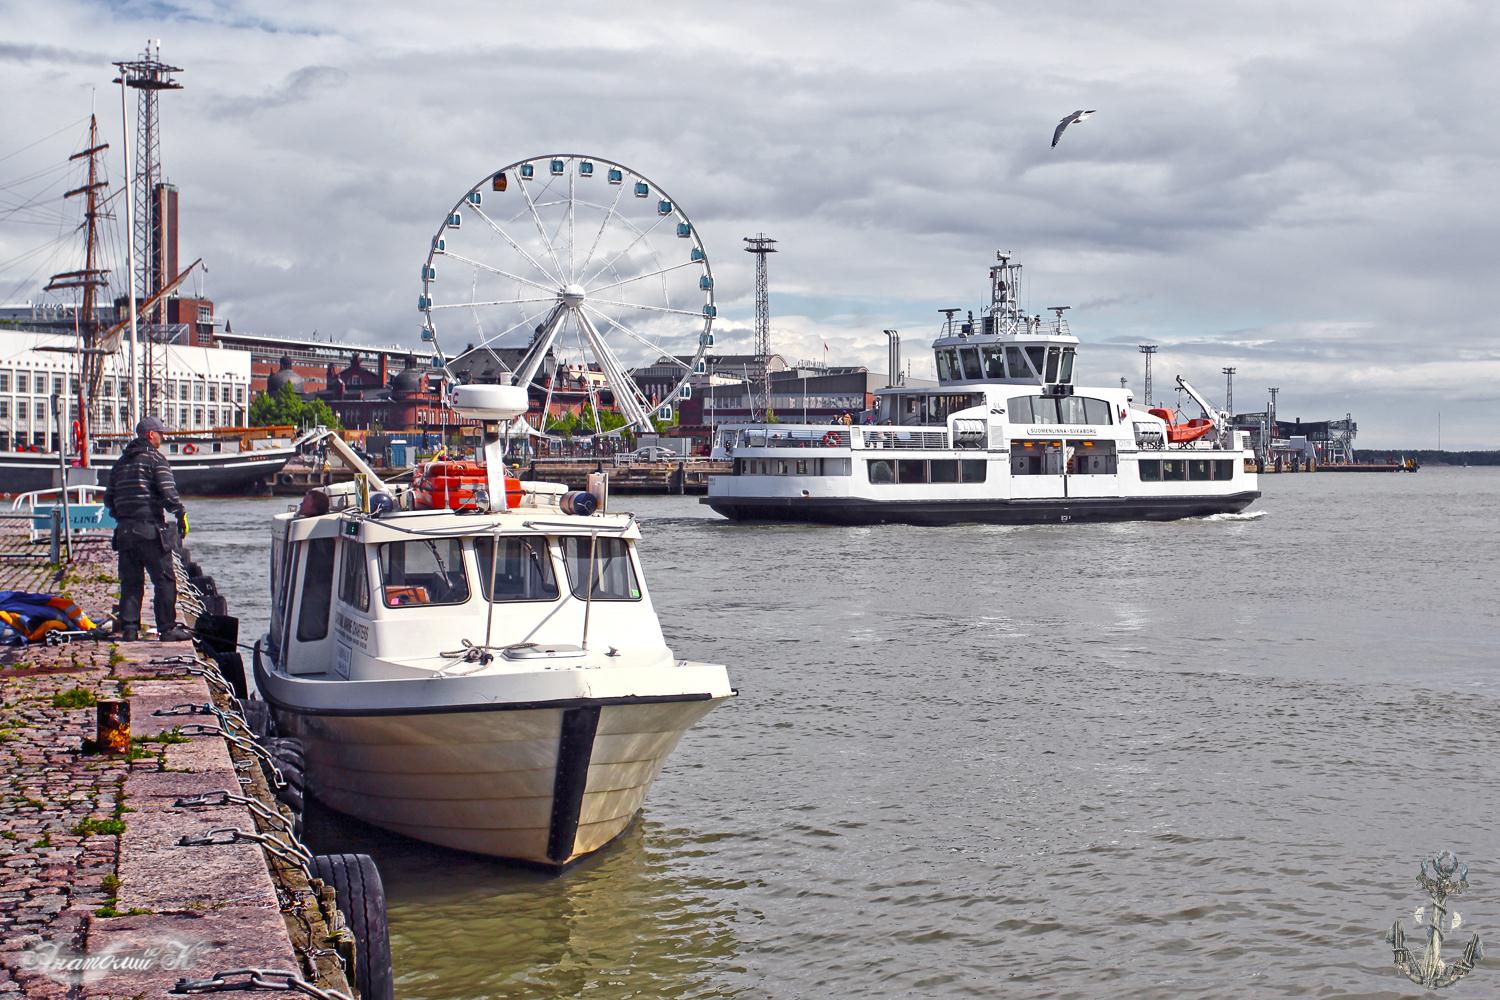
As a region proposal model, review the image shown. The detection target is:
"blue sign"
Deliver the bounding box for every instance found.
[30,504,116,534]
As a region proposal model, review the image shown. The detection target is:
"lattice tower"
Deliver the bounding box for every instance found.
[744,234,777,422]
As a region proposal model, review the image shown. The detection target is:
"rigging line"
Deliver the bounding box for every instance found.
[512,171,569,283]
[581,302,693,371]
[585,258,698,296]
[464,200,564,289]
[578,211,672,289]
[0,115,90,168]
[575,171,627,281]
[0,158,74,193]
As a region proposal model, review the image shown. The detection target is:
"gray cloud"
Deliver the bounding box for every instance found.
[3,1,1498,446]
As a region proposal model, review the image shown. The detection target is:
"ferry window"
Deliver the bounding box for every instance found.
[982,347,1006,378]
[936,349,959,381]
[295,538,337,641]
[562,537,641,601]
[960,460,987,483]
[1011,447,1045,476]
[1069,442,1117,475]
[1189,460,1212,481]
[929,460,959,483]
[1059,396,1087,424]
[1044,348,1060,383]
[1162,461,1187,481]
[1025,346,1046,379]
[380,538,470,607]
[1031,397,1061,424]
[960,348,983,380]
[338,539,370,611]
[1139,460,1162,482]
[475,536,558,602]
[1060,348,1076,383]
[1006,346,1030,379]
[897,460,927,484]
[867,459,895,484]
[822,458,851,476]
[1006,397,1032,423]
[1214,460,1236,480]
[1083,397,1111,425]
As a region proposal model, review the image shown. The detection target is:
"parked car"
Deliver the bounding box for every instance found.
[628,446,679,461]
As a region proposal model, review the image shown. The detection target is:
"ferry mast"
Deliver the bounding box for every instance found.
[988,251,1024,336]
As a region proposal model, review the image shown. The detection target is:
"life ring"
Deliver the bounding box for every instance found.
[182,443,198,455]
[70,420,82,452]
[822,431,841,447]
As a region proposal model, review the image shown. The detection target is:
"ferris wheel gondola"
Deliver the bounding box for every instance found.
[419,154,714,441]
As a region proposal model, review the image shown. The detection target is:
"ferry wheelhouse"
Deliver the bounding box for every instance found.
[703,253,1259,526]
[255,385,733,867]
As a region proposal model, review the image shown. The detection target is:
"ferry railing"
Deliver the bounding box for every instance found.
[731,427,851,450]
[857,429,951,450]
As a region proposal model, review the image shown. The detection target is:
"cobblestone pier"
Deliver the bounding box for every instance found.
[0,538,354,998]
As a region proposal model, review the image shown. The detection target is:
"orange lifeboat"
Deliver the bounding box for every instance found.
[1148,408,1217,444]
[412,460,522,510]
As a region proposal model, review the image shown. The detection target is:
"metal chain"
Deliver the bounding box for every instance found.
[172,789,295,837]
[172,968,352,999]
[178,828,312,878]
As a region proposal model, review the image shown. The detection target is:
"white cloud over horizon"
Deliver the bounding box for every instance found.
[2,0,1497,447]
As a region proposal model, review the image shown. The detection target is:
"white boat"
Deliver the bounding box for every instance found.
[703,252,1260,525]
[253,386,733,867]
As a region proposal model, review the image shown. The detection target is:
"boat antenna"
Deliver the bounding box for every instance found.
[581,532,597,651]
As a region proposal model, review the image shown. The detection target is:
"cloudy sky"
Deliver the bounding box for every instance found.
[2,0,1497,447]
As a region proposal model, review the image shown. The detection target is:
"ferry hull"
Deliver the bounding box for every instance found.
[702,490,1262,526]
[260,685,726,867]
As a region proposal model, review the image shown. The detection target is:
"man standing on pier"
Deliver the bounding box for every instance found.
[103,416,193,642]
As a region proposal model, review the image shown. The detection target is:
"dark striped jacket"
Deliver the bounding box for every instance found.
[104,438,186,524]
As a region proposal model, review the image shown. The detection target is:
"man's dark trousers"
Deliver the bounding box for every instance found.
[115,522,177,633]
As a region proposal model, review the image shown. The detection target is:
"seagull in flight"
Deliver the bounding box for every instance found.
[1052,109,1096,148]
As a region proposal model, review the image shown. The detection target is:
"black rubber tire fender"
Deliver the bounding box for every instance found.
[235,698,275,739]
[311,853,394,1000]
[260,737,305,770]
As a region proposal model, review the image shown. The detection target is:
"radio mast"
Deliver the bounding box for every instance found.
[743,234,777,422]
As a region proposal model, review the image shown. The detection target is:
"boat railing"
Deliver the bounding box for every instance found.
[724,426,851,450]
[9,485,115,544]
[857,428,951,450]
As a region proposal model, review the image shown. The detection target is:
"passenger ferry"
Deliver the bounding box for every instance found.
[254,385,733,867]
[703,253,1260,525]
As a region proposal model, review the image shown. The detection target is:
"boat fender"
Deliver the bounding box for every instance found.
[235,697,276,739]
[369,490,395,515]
[561,490,598,516]
[310,854,395,1000]
[822,431,841,447]
[210,651,248,700]
[70,420,81,452]
[183,443,198,455]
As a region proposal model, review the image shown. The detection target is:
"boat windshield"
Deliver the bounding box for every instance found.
[379,538,470,607]
[475,536,559,602]
[561,537,641,601]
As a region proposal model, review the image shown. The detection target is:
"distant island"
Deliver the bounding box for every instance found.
[1355,450,1500,466]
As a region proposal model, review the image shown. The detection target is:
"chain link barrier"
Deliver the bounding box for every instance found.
[178,828,312,878]
[172,968,353,999]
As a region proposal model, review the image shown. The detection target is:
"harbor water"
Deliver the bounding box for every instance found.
[188,469,1500,998]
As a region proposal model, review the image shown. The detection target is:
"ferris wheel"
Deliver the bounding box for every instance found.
[418,154,715,439]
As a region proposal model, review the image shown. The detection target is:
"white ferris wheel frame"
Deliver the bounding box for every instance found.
[418,154,716,440]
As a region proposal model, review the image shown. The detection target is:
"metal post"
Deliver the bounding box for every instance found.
[1222,366,1236,416]
[1138,345,1157,406]
[49,507,61,564]
[118,73,140,430]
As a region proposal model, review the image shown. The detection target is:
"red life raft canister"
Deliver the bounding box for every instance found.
[413,461,523,510]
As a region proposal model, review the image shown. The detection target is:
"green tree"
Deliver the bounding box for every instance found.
[248,382,342,429]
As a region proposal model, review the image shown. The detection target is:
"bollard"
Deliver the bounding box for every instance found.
[49,507,61,564]
[95,700,131,755]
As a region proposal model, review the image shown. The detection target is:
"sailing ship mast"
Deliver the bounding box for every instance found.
[42,113,110,467]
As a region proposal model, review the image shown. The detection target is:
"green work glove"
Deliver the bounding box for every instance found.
[177,511,189,537]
